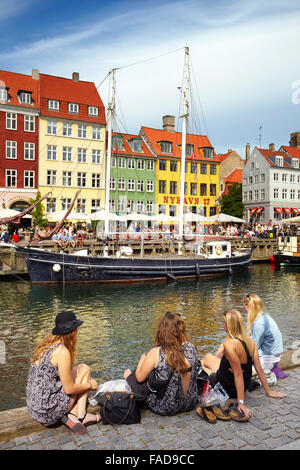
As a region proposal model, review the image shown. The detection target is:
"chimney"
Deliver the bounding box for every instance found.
[289,132,300,149]
[72,72,80,82]
[162,115,175,132]
[269,143,275,151]
[245,143,250,160]
[32,69,39,80]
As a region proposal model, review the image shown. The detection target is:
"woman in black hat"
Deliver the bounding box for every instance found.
[26,311,100,434]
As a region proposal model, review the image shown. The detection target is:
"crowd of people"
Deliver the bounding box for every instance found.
[26,293,287,434]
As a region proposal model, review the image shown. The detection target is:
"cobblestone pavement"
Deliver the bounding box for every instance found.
[1,368,299,451]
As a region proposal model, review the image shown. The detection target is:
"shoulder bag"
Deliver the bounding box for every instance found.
[95,391,145,425]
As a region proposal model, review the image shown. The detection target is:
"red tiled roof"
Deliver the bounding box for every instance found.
[223,168,243,184]
[257,147,291,167]
[281,146,300,159]
[39,73,106,124]
[0,70,39,109]
[217,151,231,162]
[110,132,155,158]
[141,126,218,162]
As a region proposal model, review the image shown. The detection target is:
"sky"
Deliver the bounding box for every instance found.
[1,0,300,157]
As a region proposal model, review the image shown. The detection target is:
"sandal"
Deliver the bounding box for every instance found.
[61,414,87,434]
[196,405,217,423]
[211,403,231,421]
[78,412,101,426]
[227,403,249,422]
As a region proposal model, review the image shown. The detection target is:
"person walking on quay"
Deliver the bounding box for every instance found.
[201,309,286,420]
[124,312,198,416]
[26,311,100,434]
[243,293,288,379]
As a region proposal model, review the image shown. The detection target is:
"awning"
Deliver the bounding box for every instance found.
[256,207,264,214]
[283,208,292,214]
[274,207,284,214]
[250,207,257,215]
[291,208,300,214]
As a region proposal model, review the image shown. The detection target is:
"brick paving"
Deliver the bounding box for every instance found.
[1,368,299,451]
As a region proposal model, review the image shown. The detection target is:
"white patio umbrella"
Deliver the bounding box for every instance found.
[48,211,91,222]
[0,208,32,219]
[207,213,245,223]
[90,210,123,221]
[123,212,152,221]
[183,212,208,223]
[152,214,180,223]
[281,215,300,224]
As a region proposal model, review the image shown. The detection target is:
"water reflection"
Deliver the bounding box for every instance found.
[0,264,299,411]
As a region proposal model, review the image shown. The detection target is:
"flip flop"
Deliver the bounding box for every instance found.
[211,403,231,421]
[61,414,87,434]
[227,403,249,422]
[196,405,217,423]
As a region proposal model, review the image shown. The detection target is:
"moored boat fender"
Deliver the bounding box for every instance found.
[53,264,61,272]
[166,273,177,282]
[195,263,200,277]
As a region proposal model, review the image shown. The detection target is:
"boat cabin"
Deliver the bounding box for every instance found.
[193,241,232,258]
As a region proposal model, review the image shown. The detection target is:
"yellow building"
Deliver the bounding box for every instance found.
[37,71,106,219]
[141,116,220,219]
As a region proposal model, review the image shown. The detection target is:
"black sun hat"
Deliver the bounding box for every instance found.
[52,311,83,335]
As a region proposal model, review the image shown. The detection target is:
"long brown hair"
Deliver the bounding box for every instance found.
[32,329,78,366]
[223,309,253,357]
[155,312,192,373]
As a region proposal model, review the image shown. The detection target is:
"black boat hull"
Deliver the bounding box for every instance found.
[17,247,252,284]
[273,254,300,266]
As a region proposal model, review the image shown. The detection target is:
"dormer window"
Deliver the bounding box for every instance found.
[69,103,79,114]
[113,135,124,151]
[186,144,194,156]
[275,155,283,166]
[0,88,7,102]
[291,158,299,169]
[88,106,98,116]
[130,138,143,153]
[160,141,173,154]
[20,91,32,105]
[201,147,214,159]
[48,100,60,111]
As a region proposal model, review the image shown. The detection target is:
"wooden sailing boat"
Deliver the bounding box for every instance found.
[16,47,253,284]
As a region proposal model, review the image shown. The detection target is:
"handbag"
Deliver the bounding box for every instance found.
[95,391,145,425]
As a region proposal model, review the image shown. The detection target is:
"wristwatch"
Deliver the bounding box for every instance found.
[238,399,244,404]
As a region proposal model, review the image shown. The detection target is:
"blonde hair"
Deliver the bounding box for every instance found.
[223,309,253,357]
[243,293,263,335]
[32,329,78,366]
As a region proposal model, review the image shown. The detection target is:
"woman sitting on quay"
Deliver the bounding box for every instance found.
[26,311,100,434]
[200,309,286,421]
[124,311,198,416]
[243,293,288,379]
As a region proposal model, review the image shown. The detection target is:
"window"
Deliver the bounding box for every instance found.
[6,169,17,187]
[292,158,299,169]
[113,135,123,150]
[273,173,279,181]
[273,188,279,198]
[118,157,126,169]
[186,144,194,156]
[127,200,135,212]
[128,179,135,191]
[118,199,126,212]
[62,146,72,162]
[137,180,144,192]
[6,141,17,159]
[78,124,87,138]
[159,159,167,171]
[169,205,176,216]
[260,189,265,200]
[62,171,72,186]
[282,188,287,199]
[137,201,144,212]
[47,120,57,135]
[210,164,217,175]
[20,92,31,104]
[63,122,72,136]
[210,206,217,216]
[92,149,101,164]
[147,160,154,171]
[77,172,86,187]
[6,112,17,130]
[254,174,259,183]
[200,183,207,196]
[24,115,35,132]
[61,198,72,211]
[158,204,166,214]
[92,126,101,140]
[298,190,300,200]
[184,182,188,195]
[250,162,255,170]
[200,164,207,174]
[69,103,79,114]
[111,156,116,167]
[243,191,247,202]
[170,161,177,172]
[110,178,116,190]
[191,162,197,174]
[248,190,253,201]
[260,173,265,183]
[185,162,188,173]
[24,142,35,160]
[118,178,125,191]
[290,189,295,200]
[128,158,135,169]
[109,200,115,211]
[91,199,101,213]
[130,138,143,153]
[77,199,86,213]
[146,201,153,213]
[203,147,214,159]
[47,170,57,186]
[276,156,283,166]
[24,170,35,188]
[77,148,87,163]
[160,141,172,154]
[248,176,253,184]
[254,190,259,200]
[92,173,101,188]
[282,173,287,182]
[48,100,59,111]
[88,106,98,116]
[147,180,154,192]
[170,181,177,194]
[137,159,145,170]
[210,184,216,196]
[290,174,295,183]
[0,88,7,102]
[47,145,57,161]
[159,180,166,193]
[190,183,197,195]
[46,198,56,213]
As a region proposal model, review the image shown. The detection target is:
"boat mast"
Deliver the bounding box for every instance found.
[178,46,190,239]
[104,68,116,236]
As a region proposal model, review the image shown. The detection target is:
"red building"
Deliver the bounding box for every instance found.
[0,70,39,211]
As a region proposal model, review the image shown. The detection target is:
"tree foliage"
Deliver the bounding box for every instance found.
[220,183,244,219]
[29,191,49,228]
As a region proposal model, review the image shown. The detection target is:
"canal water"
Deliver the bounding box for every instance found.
[0,263,299,412]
